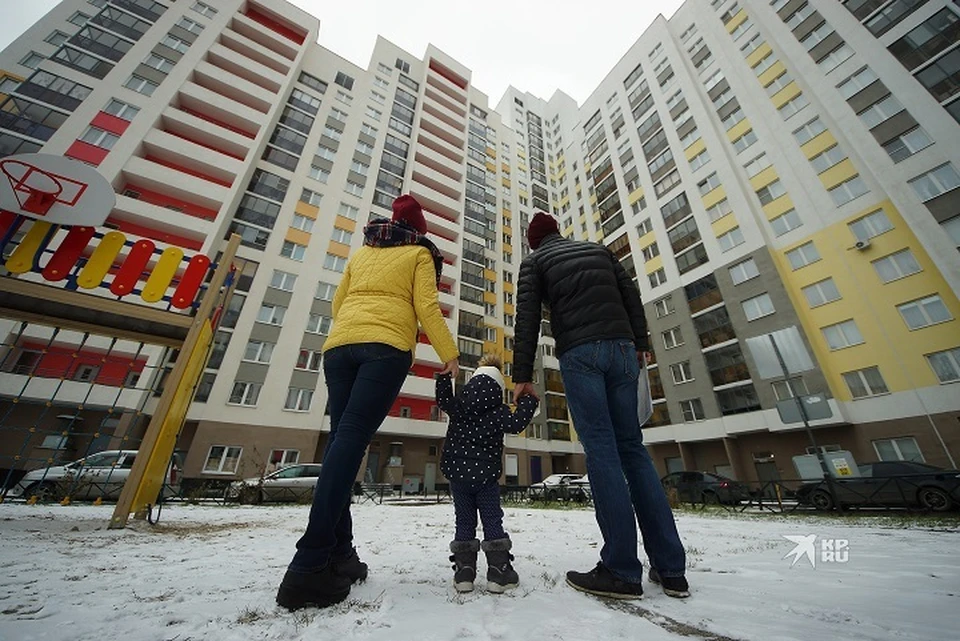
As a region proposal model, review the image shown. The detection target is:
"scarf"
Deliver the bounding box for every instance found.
[363,218,444,287]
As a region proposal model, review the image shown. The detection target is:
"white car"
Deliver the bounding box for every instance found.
[225,463,323,504]
[529,473,590,501]
[6,450,181,501]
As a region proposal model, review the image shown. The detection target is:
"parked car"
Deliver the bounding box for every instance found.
[529,473,590,502]
[795,461,960,512]
[225,463,323,504]
[660,471,750,505]
[5,450,181,501]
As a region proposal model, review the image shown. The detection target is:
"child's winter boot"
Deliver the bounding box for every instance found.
[482,538,519,593]
[449,539,480,593]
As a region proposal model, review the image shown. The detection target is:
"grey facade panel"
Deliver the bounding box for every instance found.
[300,332,327,352]
[924,189,960,224]
[651,158,678,184]
[167,25,200,45]
[289,369,320,390]
[249,322,282,343]
[310,299,333,315]
[870,110,919,146]
[352,151,373,165]
[325,116,345,132]
[717,98,742,121]
[319,135,340,149]
[358,131,376,147]
[847,80,890,115]
[676,117,697,140]
[152,44,185,63]
[670,99,689,121]
[778,0,806,20]
[262,287,293,307]
[792,13,825,43]
[347,171,368,185]
[236,361,269,383]
[708,79,730,102]
[132,64,167,85]
[691,46,711,68]
[810,33,845,63]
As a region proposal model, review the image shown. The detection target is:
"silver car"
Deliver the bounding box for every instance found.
[226,463,323,504]
[6,450,181,501]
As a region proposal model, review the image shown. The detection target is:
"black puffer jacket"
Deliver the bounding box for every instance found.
[437,373,538,487]
[513,233,648,383]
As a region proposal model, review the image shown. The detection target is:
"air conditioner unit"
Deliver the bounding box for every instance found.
[853,239,871,251]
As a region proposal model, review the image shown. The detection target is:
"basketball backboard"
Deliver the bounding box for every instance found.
[0,153,115,226]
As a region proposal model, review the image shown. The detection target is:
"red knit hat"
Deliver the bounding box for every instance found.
[392,194,427,234]
[527,212,560,249]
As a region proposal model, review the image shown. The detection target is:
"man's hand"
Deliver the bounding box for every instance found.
[440,359,459,377]
[513,382,539,403]
[637,351,652,367]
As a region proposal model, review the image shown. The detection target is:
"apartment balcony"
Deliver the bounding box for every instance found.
[438,289,457,310]
[160,107,252,160]
[412,185,462,223]
[112,193,213,244]
[230,13,300,61]
[219,27,292,74]
[142,129,242,187]
[430,232,459,263]
[414,146,463,183]
[417,128,464,165]
[122,156,231,208]
[178,83,264,138]
[422,99,465,134]
[426,72,467,106]
[192,61,273,114]
[400,375,436,400]
[377,415,447,438]
[412,161,462,202]
[206,42,285,93]
[424,85,467,119]
[420,111,465,150]
[0,376,147,411]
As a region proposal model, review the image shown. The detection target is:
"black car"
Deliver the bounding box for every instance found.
[660,471,750,505]
[795,461,960,512]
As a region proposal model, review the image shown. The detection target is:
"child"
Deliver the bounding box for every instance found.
[436,354,539,593]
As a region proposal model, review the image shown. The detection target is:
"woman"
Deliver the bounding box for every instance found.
[277,194,459,611]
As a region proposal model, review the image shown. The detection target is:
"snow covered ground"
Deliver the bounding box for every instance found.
[0,500,957,641]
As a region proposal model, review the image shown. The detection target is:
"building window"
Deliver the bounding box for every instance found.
[284,387,314,412]
[822,319,865,350]
[331,228,353,244]
[291,214,315,233]
[858,95,904,129]
[778,93,808,119]
[654,296,674,317]
[228,380,261,406]
[123,74,158,96]
[300,188,322,207]
[829,175,869,206]
[306,313,333,335]
[104,98,139,121]
[324,253,347,273]
[772,377,808,401]
[160,34,190,54]
[717,227,745,252]
[842,366,889,399]
[45,30,70,47]
[897,295,953,330]
[909,163,960,202]
[670,361,694,384]
[68,11,91,26]
[926,347,960,383]
[883,127,933,162]
[79,126,119,149]
[143,53,175,74]
[729,258,759,285]
[793,117,826,145]
[742,293,775,321]
[20,52,45,69]
[680,398,705,422]
[192,2,218,18]
[270,269,297,292]
[756,179,786,205]
[873,437,924,462]
[203,446,242,473]
[256,303,286,326]
[872,249,921,283]
[243,340,274,364]
[296,349,323,371]
[802,278,842,308]
[785,241,820,270]
[648,268,667,288]
[706,198,733,222]
[698,172,721,195]
[810,145,848,174]
[662,327,684,349]
[316,281,336,301]
[770,209,802,236]
[280,241,307,262]
[848,209,892,241]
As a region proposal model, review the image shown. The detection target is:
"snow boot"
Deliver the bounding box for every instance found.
[331,547,368,585]
[450,539,480,593]
[566,562,643,600]
[649,567,690,598]
[482,537,519,593]
[276,565,352,611]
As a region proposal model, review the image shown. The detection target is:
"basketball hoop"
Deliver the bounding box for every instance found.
[1,159,65,216]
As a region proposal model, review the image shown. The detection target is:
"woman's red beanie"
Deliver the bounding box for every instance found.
[527,212,560,249]
[392,194,427,234]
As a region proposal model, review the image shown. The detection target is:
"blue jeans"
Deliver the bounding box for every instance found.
[288,343,410,573]
[559,339,686,582]
[450,480,506,541]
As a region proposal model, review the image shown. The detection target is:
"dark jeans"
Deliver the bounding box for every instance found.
[559,339,686,582]
[450,480,506,541]
[288,343,410,573]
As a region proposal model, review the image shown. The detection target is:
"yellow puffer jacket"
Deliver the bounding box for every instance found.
[323,244,459,363]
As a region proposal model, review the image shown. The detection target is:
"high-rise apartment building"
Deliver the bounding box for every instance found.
[1,0,958,491]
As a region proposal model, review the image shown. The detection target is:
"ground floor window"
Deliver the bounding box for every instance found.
[203,445,243,474]
[873,437,923,463]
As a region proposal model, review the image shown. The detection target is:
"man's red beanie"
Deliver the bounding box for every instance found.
[527,212,560,249]
[392,194,427,234]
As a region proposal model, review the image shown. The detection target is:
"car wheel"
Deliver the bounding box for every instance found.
[238,486,262,505]
[701,490,719,505]
[546,489,558,501]
[810,489,834,511]
[918,487,953,512]
[29,482,58,502]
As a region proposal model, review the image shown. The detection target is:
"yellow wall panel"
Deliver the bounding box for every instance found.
[771,82,801,109]
[762,195,795,220]
[711,213,740,236]
[644,255,664,274]
[295,200,320,219]
[334,215,357,232]
[725,9,748,32]
[818,160,858,190]
[701,185,727,210]
[749,166,779,191]
[326,241,350,258]
[726,118,752,141]
[628,187,645,204]
[746,43,772,68]
[285,228,311,245]
[801,131,838,159]
[757,61,786,87]
[684,138,707,160]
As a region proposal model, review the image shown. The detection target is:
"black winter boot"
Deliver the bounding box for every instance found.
[482,538,519,593]
[449,539,480,593]
[276,565,352,611]
[331,547,368,585]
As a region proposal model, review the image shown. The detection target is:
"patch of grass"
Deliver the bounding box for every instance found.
[236,607,268,625]
[502,499,593,511]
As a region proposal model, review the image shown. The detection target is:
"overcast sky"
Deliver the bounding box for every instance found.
[2,1,685,106]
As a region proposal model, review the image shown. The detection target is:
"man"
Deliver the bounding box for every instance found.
[512,212,689,599]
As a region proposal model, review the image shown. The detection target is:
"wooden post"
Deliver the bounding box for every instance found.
[109,235,240,529]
